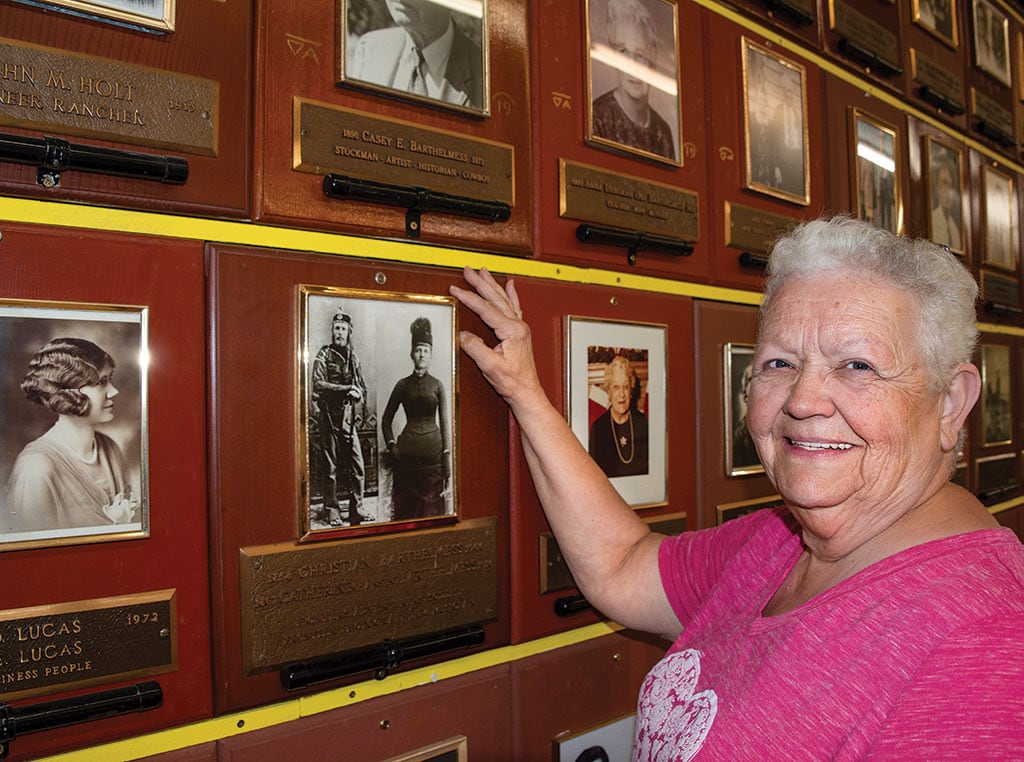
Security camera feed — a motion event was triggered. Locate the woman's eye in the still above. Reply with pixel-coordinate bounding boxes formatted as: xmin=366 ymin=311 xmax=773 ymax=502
xmin=765 ymin=359 xmax=791 ymax=370
xmin=845 ymin=361 xmax=873 ymax=371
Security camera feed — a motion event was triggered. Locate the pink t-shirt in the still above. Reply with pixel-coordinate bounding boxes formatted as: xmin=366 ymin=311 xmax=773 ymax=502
xmin=634 ymin=509 xmax=1024 ymax=761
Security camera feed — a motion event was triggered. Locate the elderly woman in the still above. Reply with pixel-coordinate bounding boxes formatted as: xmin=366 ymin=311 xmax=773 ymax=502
xmin=589 ymin=354 xmax=649 ymax=477
xmin=5 ymin=337 xmax=137 ymax=533
xmin=451 ymin=217 xmax=1024 ymax=759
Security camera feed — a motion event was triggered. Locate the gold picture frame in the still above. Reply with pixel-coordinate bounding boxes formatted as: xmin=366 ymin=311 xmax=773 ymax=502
xmin=0 ymin=300 xmax=149 ymax=552
xmin=742 ymin=37 xmax=810 ymax=206
xmin=381 ymin=736 xmax=468 ymax=762
xmin=338 ymin=0 xmax=491 ymax=116
xmin=981 ymin=164 xmax=1019 ymax=272
xmin=924 ymin=135 xmax=966 ymax=256
xmin=972 ymin=0 xmax=1011 ymax=87
xmin=913 ymin=0 xmax=959 ymax=48
xmin=16 ymin=0 xmax=175 ymax=33
xmin=723 ymin=342 xmax=763 ymax=477
xmin=981 ymin=342 xmax=1013 ymax=447
xmin=566 ymin=316 xmax=668 ymax=509
xmin=584 ymin=0 xmax=683 ymax=167
xmin=715 ymin=494 xmax=784 ymax=525
xmin=298 ymin=285 xmax=457 ymax=540
xmin=851 ymin=108 xmax=902 ymax=234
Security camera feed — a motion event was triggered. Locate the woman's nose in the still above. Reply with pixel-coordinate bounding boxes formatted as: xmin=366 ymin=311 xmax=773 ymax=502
xmin=783 ymin=368 xmax=834 ymax=419
xmin=107 ymin=384 xmax=119 ymax=398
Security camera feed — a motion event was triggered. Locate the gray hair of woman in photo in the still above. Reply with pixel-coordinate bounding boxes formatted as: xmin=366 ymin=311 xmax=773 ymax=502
xmin=607 ymin=0 xmax=659 ymax=55
xmin=20 ymin=337 xmax=116 ymax=417
xmin=761 ymin=216 xmax=979 ymax=394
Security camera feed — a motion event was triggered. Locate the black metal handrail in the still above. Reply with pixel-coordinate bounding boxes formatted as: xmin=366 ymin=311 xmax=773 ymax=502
xmin=575 ymin=223 xmax=694 ymax=266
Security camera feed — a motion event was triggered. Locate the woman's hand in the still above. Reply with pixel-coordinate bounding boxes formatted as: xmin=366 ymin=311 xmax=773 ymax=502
xmin=449 ymin=267 xmax=545 ymax=413
xmin=104 ymin=491 xmax=138 ymax=524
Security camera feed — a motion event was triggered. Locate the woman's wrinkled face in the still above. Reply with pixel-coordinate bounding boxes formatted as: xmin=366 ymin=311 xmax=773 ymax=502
xmin=79 ymin=365 xmax=118 ymax=425
xmin=747 ymin=271 xmax=949 ymax=542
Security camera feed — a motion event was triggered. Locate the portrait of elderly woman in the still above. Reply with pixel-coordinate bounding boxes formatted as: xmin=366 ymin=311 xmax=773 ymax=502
xmin=588 ymin=353 xmax=650 ymax=478
xmin=451 ymin=216 xmax=1024 ymax=758
xmin=587 ymin=0 xmax=681 ymax=165
xmin=2 ymin=322 xmax=145 ymax=545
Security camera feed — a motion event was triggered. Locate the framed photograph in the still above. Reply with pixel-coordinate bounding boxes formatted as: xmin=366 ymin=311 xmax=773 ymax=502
xmin=913 ymin=0 xmax=958 ymax=48
xmin=554 ymin=713 xmax=636 ymax=762
xmin=716 ymin=494 xmax=783 ymax=525
xmin=299 ymin=285 xmax=457 ymax=539
xmin=381 ymin=736 xmax=467 ymax=762
xmin=981 ymin=164 xmax=1018 ymax=271
xmin=851 ymin=109 xmax=901 ymax=234
xmin=567 ymin=317 xmax=667 ymax=509
xmin=339 ymin=0 xmax=490 ymax=116
xmin=0 ymin=301 xmax=148 ymax=552
xmin=981 ymin=342 xmax=1013 ymax=447
xmin=14 ymin=0 xmax=175 ymax=32
xmin=972 ymin=0 xmax=1010 ymax=86
xmin=924 ymin=136 xmax=965 ymax=255
xmin=723 ymin=342 xmax=763 ymax=477
xmin=584 ymin=0 xmax=683 ymax=167
xmin=742 ymin=37 xmax=810 ymax=206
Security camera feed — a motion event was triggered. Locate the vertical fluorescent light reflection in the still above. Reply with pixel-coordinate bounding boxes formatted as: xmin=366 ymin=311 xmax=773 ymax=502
xmin=857 ymin=142 xmax=895 ymax=173
xmin=590 ymin=43 xmax=678 ymax=97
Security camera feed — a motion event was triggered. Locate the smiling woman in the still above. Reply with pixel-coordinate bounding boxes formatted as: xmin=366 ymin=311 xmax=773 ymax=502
xmin=449 ymin=216 xmax=1024 ymax=760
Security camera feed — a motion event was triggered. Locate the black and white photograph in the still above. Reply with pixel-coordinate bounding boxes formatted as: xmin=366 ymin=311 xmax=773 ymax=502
xmin=341 ymin=0 xmax=489 ymax=115
xmin=914 ymin=0 xmax=958 ymax=48
xmin=300 ymin=286 xmax=456 ymax=537
xmin=0 ymin=301 xmax=148 ymax=551
xmin=926 ymin=137 xmax=965 ymax=255
xmin=981 ymin=343 xmax=1013 ymax=446
xmin=585 ymin=0 xmax=682 ymax=166
xmin=853 ymin=110 xmax=901 ymax=234
xmin=982 ymin=164 xmax=1018 ymax=271
xmin=567 ymin=316 xmax=667 ymax=509
xmin=742 ymin=38 xmax=810 ymax=206
xmin=723 ymin=342 xmax=763 ymax=477
xmin=555 ymin=713 xmax=636 ymax=762
xmin=22 ymin=0 xmax=175 ymax=32
xmin=972 ymin=0 xmax=1010 ymax=86
xmin=716 ymin=495 xmax=783 ymax=526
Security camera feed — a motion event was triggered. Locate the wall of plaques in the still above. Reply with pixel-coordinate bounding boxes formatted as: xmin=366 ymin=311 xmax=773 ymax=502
xmin=0 ymin=0 xmax=1023 ymax=757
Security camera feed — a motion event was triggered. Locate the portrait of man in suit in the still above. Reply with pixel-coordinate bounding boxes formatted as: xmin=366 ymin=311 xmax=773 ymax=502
xmin=345 ymin=0 xmax=488 ymax=113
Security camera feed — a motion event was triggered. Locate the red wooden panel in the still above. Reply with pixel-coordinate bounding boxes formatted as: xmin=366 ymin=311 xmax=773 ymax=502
xmin=901 ymin=0 xmax=971 ymax=133
xmin=0 ymin=222 xmax=210 ymax=759
xmin=207 ymin=246 xmax=510 ymax=714
xmin=506 ymin=277 xmax=694 ymax=643
xmin=253 ymin=0 xmax=532 ymax=256
xmin=532 ymin=0 xmax=712 ymax=282
xmin=822 ymin=0 xmax=908 ymax=96
xmin=0 ymin=0 xmax=252 ymax=217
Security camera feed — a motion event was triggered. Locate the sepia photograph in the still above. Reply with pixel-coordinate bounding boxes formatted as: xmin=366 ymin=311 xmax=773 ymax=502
xmin=972 ymin=0 xmax=1010 ymax=86
xmin=23 ymin=0 xmax=175 ymax=32
xmin=742 ymin=38 xmax=810 ymax=206
xmin=300 ymin=285 xmax=456 ymax=538
xmin=585 ymin=0 xmax=682 ymax=166
xmin=340 ymin=0 xmax=489 ymax=115
xmin=914 ymin=0 xmax=958 ymax=48
xmin=982 ymin=164 xmax=1018 ymax=271
xmin=0 ymin=301 xmax=148 ymax=551
xmin=981 ymin=343 xmax=1013 ymax=446
xmin=567 ymin=316 xmax=667 ymax=509
xmin=925 ymin=137 xmax=965 ymax=255
xmin=852 ymin=110 xmax=901 ymax=234
xmin=723 ymin=342 xmax=763 ymax=477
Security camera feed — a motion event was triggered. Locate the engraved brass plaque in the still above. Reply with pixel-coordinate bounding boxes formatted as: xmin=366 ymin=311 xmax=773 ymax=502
xmin=0 ymin=38 xmax=218 ymax=155
xmin=972 ymin=89 xmax=1014 ymax=136
xmin=910 ymin=51 xmax=964 ymax=111
xmin=981 ymin=271 xmax=1020 ymax=307
xmin=0 ymin=590 xmax=176 ymax=701
xmin=724 ymin=202 xmax=797 ymax=253
xmin=293 ymin=98 xmax=514 ymax=205
xmin=239 ymin=518 xmax=498 ymax=674
xmin=539 ymin=513 xmax=686 ymax=594
xmin=830 ymin=0 xmax=899 ymax=68
xmin=559 ymin=159 xmax=699 ymax=240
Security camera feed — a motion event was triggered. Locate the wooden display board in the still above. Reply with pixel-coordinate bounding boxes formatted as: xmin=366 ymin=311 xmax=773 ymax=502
xmin=0 ymin=222 xmax=211 ymax=759
xmin=902 ymin=0 xmax=971 ymax=132
xmin=0 ymin=1 xmax=252 ymax=217
xmin=823 ymin=0 xmax=907 ymax=95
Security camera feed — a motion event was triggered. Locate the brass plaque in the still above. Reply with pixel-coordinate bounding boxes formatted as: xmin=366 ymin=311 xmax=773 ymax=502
xmin=910 ymin=51 xmax=964 ymax=111
xmin=559 ymin=159 xmax=699 ymax=240
xmin=981 ymin=271 xmax=1021 ymax=307
xmin=724 ymin=202 xmax=797 ymax=253
xmin=539 ymin=513 xmax=686 ymax=594
xmin=0 ymin=590 xmax=177 ymax=701
xmin=239 ymin=518 xmax=498 ymax=674
xmin=293 ymin=98 xmax=514 ymax=205
xmin=0 ymin=37 xmax=218 ymax=156
xmin=972 ymin=89 xmax=1014 ymax=136
xmin=830 ymin=0 xmax=899 ymax=69
xmin=976 ymin=453 xmax=1017 ymax=494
